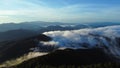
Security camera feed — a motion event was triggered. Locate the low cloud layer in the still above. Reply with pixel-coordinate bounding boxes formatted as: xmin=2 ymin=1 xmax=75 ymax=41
xmin=42 ymin=25 xmax=120 ymax=47
xmin=41 ymin=25 xmax=120 ymax=58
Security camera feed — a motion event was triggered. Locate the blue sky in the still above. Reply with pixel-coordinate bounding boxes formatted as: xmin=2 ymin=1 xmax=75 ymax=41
xmin=0 ymin=0 xmax=120 ymax=23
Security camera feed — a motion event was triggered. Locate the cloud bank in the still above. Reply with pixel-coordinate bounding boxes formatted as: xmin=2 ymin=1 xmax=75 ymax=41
xmin=43 ymin=25 xmax=120 ymax=47
xmin=41 ymin=25 xmax=120 ymax=58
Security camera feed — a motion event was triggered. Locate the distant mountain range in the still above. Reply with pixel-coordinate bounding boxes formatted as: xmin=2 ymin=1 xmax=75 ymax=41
xmin=0 ymin=21 xmax=86 ymax=42
xmin=0 ymin=21 xmax=120 ymax=32
xmin=0 ymin=21 xmax=120 ymax=42
xmin=0 ymin=21 xmax=73 ymax=32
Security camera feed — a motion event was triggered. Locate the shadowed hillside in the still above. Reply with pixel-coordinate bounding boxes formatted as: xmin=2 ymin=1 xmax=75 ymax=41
xmin=0 ymin=34 xmax=51 ymax=64
xmin=11 ymin=48 xmax=117 ymax=68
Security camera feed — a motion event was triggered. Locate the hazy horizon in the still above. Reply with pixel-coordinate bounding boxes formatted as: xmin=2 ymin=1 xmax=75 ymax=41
xmin=0 ymin=0 xmax=120 ymax=24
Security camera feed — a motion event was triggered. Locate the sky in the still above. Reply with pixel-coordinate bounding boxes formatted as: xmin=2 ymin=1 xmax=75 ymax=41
xmin=0 ymin=0 xmax=120 ymax=23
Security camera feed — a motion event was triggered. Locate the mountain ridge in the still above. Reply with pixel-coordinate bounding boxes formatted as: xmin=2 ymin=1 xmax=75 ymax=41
xmin=10 ymin=48 xmax=115 ymax=68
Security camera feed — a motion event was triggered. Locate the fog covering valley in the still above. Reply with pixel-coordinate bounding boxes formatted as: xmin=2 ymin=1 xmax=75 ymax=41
xmin=42 ymin=25 xmax=120 ymax=58
xmin=0 ymin=22 xmax=120 ymax=67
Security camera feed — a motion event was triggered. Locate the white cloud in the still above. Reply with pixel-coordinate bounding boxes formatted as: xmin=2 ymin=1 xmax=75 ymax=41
xmin=42 ymin=25 xmax=120 ymax=58
xmin=43 ymin=25 xmax=120 ymax=47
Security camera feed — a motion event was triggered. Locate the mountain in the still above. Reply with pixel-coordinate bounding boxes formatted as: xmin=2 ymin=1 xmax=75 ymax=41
xmin=0 ymin=34 xmax=51 ymax=64
xmin=0 ymin=21 xmax=64 ymax=32
xmin=11 ymin=48 xmax=115 ymax=68
xmin=2 ymin=22 xmax=119 ymax=42
xmin=89 ymin=22 xmax=120 ymax=28
xmin=0 ymin=24 xmax=120 ymax=68
xmin=0 ymin=21 xmax=120 ymax=32
xmin=38 ymin=24 xmax=89 ymax=33
xmin=0 ymin=29 xmax=39 ymax=42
